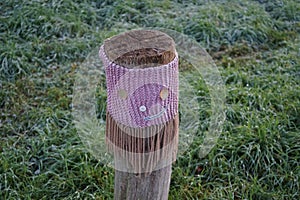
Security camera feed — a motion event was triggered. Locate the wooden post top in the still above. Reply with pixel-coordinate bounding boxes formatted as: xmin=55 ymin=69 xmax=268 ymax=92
xmin=103 ymin=30 xmax=179 ymax=200
xmin=103 ymin=30 xmax=176 ymax=69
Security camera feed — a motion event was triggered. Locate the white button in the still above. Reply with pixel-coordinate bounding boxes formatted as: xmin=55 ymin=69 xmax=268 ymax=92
xmin=139 ymin=105 xmax=147 ymax=112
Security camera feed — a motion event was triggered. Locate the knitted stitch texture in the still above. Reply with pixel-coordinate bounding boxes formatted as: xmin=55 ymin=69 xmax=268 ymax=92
xmin=99 ymin=45 xmax=179 ymax=128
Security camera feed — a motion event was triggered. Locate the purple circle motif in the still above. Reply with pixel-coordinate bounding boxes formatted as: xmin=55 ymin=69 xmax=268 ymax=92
xmin=129 ymin=83 xmax=177 ymax=127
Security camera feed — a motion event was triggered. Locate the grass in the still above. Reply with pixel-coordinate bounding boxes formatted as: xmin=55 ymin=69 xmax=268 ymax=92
xmin=1 ymin=0 xmax=299 ymax=199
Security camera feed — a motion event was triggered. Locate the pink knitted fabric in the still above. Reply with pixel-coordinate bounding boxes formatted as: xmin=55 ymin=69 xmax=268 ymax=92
xmin=99 ymin=45 xmax=179 ymax=128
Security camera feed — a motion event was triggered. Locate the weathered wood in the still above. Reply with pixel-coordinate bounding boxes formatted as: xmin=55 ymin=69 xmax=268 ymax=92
xmin=103 ymin=30 xmax=178 ymax=200
xmin=114 ymin=165 xmax=172 ymax=200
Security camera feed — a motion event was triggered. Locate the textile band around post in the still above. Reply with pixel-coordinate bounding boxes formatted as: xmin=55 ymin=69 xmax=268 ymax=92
xmin=99 ymin=30 xmax=179 ymax=174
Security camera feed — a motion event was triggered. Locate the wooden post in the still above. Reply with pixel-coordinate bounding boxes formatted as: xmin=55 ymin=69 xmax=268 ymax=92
xmin=102 ymin=30 xmax=179 ymax=200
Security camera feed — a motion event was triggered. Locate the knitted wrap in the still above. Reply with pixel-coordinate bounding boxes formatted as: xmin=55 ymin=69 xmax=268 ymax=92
xmin=99 ymin=44 xmax=179 ymax=173
xmin=99 ymin=45 xmax=179 ymax=129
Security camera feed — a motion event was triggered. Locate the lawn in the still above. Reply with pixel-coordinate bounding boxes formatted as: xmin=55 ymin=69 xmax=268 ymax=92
xmin=0 ymin=0 xmax=299 ymax=199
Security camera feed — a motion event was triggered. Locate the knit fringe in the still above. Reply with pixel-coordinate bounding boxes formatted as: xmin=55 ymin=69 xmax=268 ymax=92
xmin=106 ymin=111 xmax=179 ymax=174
